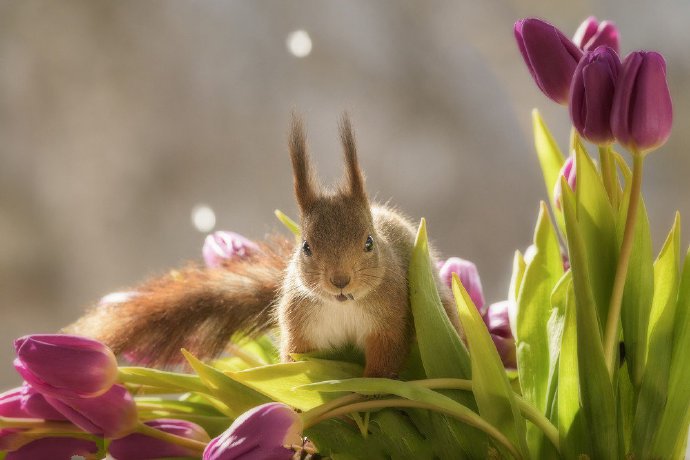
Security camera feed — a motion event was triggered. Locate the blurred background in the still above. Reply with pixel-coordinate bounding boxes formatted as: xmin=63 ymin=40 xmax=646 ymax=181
xmin=1 ymin=0 xmax=689 ymax=388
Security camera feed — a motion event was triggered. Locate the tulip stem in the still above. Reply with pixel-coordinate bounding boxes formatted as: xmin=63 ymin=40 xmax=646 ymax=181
xmin=604 ymin=151 xmax=644 ymax=377
xmin=136 ymin=422 xmax=208 ymax=453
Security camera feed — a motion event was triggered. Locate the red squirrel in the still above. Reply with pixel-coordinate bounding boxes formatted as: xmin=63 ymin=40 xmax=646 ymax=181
xmin=67 ymin=114 xmax=461 ymax=378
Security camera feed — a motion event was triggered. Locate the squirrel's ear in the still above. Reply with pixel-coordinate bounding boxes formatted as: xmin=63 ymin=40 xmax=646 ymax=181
xmin=339 ymin=113 xmax=367 ymax=203
xmin=289 ymin=113 xmax=318 ymax=212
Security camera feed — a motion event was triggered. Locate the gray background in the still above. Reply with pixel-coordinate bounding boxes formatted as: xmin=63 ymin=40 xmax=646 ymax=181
xmin=1 ymin=1 xmax=689 ymax=389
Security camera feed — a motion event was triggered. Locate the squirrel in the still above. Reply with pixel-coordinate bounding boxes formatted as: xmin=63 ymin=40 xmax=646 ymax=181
xmin=66 ymin=114 xmax=461 ymax=378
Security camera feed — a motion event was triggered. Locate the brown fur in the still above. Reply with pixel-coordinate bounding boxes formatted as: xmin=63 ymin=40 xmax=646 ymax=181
xmin=66 ymin=114 xmax=460 ymax=375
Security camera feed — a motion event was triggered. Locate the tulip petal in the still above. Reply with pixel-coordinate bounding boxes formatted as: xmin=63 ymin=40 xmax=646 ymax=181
xmin=110 ymin=419 xmax=210 ymax=460
xmin=5 ymin=437 xmax=98 ymax=460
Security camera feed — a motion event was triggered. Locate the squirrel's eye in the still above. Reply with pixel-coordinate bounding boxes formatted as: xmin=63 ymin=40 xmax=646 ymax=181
xmin=364 ymin=235 xmax=374 ymax=252
xmin=302 ymin=241 xmax=312 ymax=257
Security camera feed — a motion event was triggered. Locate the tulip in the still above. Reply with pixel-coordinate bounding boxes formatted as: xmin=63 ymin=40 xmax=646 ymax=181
xmin=570 ymin=46 xmax=622 ymax=144
xmin=0 ymin=388 xmax=28 ymax=418
xmin=203 ymin=231 xmax=259 ymax=268
xmin=44 ymin=384 xmax=138 ymax=439
xmin=573 ymin=16 xmax=620 ymax=53
xmin=19 ymin=384 xmax=67 ymax=421
xmin=13 ymin=334 xmax=118 ymax=399
xmin=611 ymin=51 xmax=673 ymax=153
xmin=203 ymin=402 xmax=303 ymax=460
xmin=514 ymin=18 xmax=583 ymax=104
xmin=5 ymin=437 xmax=98 ymax=460
xmin=439 ymin=257 xmax=485 ymax=309
xmin=553 ymin=156 xmax=577 ymax=210
xmin=109 ymin=419 xmax=210 ymax=460
xmin=482 ymin=301 xmax=517 ymax=369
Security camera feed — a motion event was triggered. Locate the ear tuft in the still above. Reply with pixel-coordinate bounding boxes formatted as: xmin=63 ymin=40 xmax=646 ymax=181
xmin=289 ymin=113 xmax=318 ymax=212
xmin=339 ymin=113 xmax=367 ymax=202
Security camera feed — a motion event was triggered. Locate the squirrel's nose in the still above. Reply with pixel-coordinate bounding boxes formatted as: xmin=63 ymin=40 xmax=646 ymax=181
xmin=330 ymin=274 xmax=351 ymax=289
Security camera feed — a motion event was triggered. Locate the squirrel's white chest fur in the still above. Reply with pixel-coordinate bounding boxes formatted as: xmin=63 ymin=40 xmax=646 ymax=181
xmin=306 ymin=298 xmax=375 ymax=350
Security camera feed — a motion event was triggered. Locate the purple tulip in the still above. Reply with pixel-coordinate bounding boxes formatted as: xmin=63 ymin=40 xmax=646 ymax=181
xmin=44 ymin=384 xmax=138 ymax=439
xmin=203 ymin=402 xmax=303 ymax=460
xmin=573 ymin=16 xmax=620 ymax=53
xmin=482 ymin=301 xmax=517 ymax=369
xmin=570 ymin=46 xmax=622 ymax=144
xmin=5 ymin=437 xmax=98 ymax=460
xmin=203 ymin=231 xmax=259 ymax=268
xmin=514 ymin=18 xmax=583 ymax=104
xmin=110 ymin=419 xmax=210 ymax=460
xmin=439 ymin=257 xmax=485 ymax=309
xmin=13 ymin=334 xmax=118 ymax=399
xmin=553 ymin=156 xmax=577 ymax=210
xmin=611 ymin=51 xmax=673 ymax=153
xmin=19 ymin=384 xmax=67 ymax=421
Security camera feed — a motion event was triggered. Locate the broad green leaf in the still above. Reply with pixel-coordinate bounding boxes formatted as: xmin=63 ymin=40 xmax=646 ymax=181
xmin=598 ymin=145 xmax=621 ymax=209
xmin=617 ymin=361 xmax=636 ymax=454
xmin=632 ymin=213 xmax=681 ymax=456
xmin=508 ymin=250 xmax=526 ymax=338
xmin=409 ymin=219 xmax=484 ymax=458
xmin=229 ymin=359 xmax=363 ymax=411
xmin=117 ymin=367 xmax=207 ymax=393
xmin=557 ymin=277 xmax=592 ymax=459
xmin=369 ymin=410 xmax=434 ymax=460
xmin=302 ymin=378 xmax=524 ymax=459
xmin=561 ymin=181 xmax=618 ymax=459
xmin=306 ymin=419 xmax=387 ymax=460
xmin=453 ymin=275 xmax=530 ymax=459
xmin=532 ymin=109 xmax=566 ymax=232
xmin=653 ymin=245 xmax=690 ymax=456
xmin=182 ymin=349 xmax=270 ymax=418
xmin=274 ymin=209 xmax=300 ymax=237
xmin=516 ymin=202 xmax=564 ymax=454
xmin=617 ymin=176 xmax=654 ymax=389
xmin=574 ymin=142 xmax=618 ymax=330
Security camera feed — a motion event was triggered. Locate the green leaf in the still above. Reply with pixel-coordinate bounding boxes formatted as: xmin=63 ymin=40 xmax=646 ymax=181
xmin=181 ymin=349 xmax=271 ymax=418
xmin=302 ymin=378 xmax=525 ymax=459
xmin=561 ymin=180 xmax=618 ymax=459
xmin=653 ymin=245 xmax=690 ymax=456
xmin=632 ymin=213 xmax=681 ymax=456
xmin=617 ymin=176 xmax=655 ymax=389
xmin=531 ymin=109 xmax=566 ymax=232
xmin=229 ymin=359 xmax=363 ymax=411
xmin=508 ymin=250 xmax=526 ymax=337
xmin=453 ymin=275 xmax=530 ymax=459
xmin=574 ymin=142 xmax=618 ymax=330
xmin=369 ymin=410 xmax=434 ymax=460
xmin=409 ymin=219 xmax=485 ymax=458
xmin=275 ymin=209 xmax=301 ymax=237
xmin=306 ymin=419 xmax=387 ymax=460
xmin=117 ymin=367 xmax=207 ymax=393
xmin=557 ymin=277 xmax=592 ymax=459
xmin=515 ymin=202 xmax=564 ymax=454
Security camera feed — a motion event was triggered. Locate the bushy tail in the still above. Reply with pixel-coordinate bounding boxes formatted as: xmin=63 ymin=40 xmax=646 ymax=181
xmin=65 ymin=235 xmax=293 ymax=367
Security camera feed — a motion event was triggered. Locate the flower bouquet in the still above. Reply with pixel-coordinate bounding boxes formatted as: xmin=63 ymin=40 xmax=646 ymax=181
xmin=1 ymin=15 xmax=688 ymax=460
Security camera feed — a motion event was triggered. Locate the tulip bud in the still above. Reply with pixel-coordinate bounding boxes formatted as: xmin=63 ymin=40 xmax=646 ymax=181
xmin=203 ymin=231 xmax=259 ymax=268
xmin=483 ymin=301 xmax=517 ymax=369
xmin=19 ymin=384 xmax=67 ymax=421
xmin=553 ymin=156 xmax=577 ymax=210
xmin=611 ymin=51 xmax=673 ymax=153
xmin=514 ymin=18 xmax=583 ymax=104
xmin=439 ymin=257 xmax=485 ymax=309
xmin=573 ymin=16 xmax=620 ymax=53
xmin=570 ymin=47 xmax=622 ymax=144
xmin=109 ymin=419 xmax=210 ymax=460
xmin=203 ymin=402 xmax=303 ymax=460
xmin=0 ymin=388 xmax=28 ymax=418
xmin=13 ymin=334 xmax=118 ymax=399
xmin=44 ymin=384 xmax=138 ymax=439
xmin=4 ymin=437 xmax=98 ymax=460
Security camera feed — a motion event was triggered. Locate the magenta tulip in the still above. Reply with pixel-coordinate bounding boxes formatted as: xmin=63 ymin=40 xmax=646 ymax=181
xmin=439 ymin=257 xmax=485 ymax=309
xmin=482 ymin=301 xmax=517 ymax=369
xmin=570 ymin=46 xmax=621 ymax=144
xmin=109 ymin=419 xmax=210 ymax=460
xmin=573 ymin=16 xmax=620 ymax=53
xmin=44 ymin=384 xmax=138 ymax=439
xmin=13 ymin=334 xmax=118 ymax=399
xmin=203 ymin=402 xmax=303 ymax=460
xmin=203 ymin=231 xmax=259 ymax=268
xmin=19 ymin=384 xmax=67 ymax=421
xmin=553 ymin=156 xmax=577 ymax=210
xmin=611 ymin=51 xmax=673 ymax=153
xmin=0 ymin=388 xmax=28 ymax=418
xmin=514 ymin=18 xmax=583 ymax=104
xmin=5 ymin=437 xmax=98 ymax=460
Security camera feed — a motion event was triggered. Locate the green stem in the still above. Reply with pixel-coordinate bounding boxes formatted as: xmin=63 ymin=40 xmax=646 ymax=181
xmin=304 ymin=398 xmax=523 ymax=460
xmin=136 ymin=422 xmax=208 ymax=453
xmin=570 ymin=128 xmax=580 ymax=153
xmin=604 ymin=151 xmax=644 ymax=376
xmin=301 ymin=393 xmax=364 ymax=427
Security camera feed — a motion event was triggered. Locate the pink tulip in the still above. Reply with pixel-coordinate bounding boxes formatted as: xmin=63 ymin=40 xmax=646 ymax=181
xmin=553 ymin=156 xmax=577 ymax=210
xmin=109 ymin=419 xmax=210 ymax=460
xmin=5 ymin=437 xmax=98 ymax=460
xmin=203 ymin=231 xmax=259 ymax=268
xmin=439 ymin=257 xmax=485 ymax=309
xmin=19 ymin=383 xmax=67 ymax=421
xmin=482 ymin=301 xmax=517 ymax=369
xmin=573 ymin=16 xmax=620 ymax=53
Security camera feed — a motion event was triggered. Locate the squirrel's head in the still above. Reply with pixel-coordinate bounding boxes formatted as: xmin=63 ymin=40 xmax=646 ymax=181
xmin=288 ymin=113 xmax=386 ymax=303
